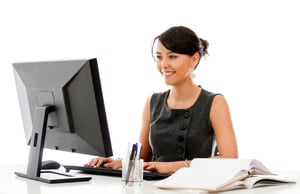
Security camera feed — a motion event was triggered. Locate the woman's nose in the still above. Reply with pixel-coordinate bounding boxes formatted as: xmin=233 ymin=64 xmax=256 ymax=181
xmin=160 ymin=58 xmax=169 ymax=68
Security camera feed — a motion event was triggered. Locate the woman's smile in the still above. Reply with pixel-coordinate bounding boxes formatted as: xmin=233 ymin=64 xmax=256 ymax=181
xmin=162 ymin=70 xmax=176 ymax=78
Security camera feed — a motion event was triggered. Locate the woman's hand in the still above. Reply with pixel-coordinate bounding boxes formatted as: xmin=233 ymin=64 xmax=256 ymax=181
xmin=84 ymin=157 xmax=122 ymax=169
xmin=144 ymin=161 xmax=186 ymax=174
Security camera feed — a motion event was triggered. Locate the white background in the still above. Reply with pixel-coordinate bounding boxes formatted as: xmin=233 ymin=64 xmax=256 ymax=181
xmin=1 ymin=0 xmax=299 ymax=171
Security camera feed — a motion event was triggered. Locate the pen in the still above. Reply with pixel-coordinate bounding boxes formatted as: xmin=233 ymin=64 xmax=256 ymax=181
xmin=135 ymin=143 xmax=142 ymax=160
xmin=125 ymin=143 xmax=136 ymax=185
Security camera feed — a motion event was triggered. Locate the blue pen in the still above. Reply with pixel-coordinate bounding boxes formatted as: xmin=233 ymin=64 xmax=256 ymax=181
xmin=134 ymin=143 xmax=138 ymax=160
xmin=135 ymin=143 xmax=142 ymax=160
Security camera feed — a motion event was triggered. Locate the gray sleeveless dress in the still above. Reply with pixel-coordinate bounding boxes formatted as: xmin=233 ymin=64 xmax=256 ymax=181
xmin=149 ymin=87 xmax=219 ymax=162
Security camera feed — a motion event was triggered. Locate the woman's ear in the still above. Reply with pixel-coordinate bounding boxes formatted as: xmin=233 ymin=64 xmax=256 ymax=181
xmin=191 ymin=52 xmax=200 ymax=69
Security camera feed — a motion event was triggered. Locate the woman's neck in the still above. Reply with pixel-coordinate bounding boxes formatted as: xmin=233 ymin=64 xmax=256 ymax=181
xmin=167 ymin=83 xmax=201 ymax=109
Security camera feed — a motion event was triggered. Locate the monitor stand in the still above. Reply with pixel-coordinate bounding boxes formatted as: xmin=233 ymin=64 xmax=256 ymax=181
xmin=15 ymin=106 xmax=91 ymax=183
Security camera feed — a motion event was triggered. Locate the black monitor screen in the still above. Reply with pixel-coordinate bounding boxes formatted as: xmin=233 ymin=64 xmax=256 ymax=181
xmin=12 ymin=58 xmax=113 ymax=183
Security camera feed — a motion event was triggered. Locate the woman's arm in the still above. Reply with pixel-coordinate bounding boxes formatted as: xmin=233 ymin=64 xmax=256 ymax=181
xmin=139 ymin=96 xmax=153 ymax=162
xmin=210 ymin=95 xmax=238 ymax=158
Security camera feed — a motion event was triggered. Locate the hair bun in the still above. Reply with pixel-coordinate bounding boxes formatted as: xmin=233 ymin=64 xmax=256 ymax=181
xmin=199 ymin=38 xmax=209 ymax=57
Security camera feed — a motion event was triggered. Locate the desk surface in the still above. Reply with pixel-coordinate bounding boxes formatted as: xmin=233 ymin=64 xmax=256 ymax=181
xmin=1 ymin=163 xmax=300 ymax=194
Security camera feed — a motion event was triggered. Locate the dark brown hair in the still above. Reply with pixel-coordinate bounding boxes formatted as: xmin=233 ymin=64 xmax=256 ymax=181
xmin=151 ymin=26 xmax=209 ymax=69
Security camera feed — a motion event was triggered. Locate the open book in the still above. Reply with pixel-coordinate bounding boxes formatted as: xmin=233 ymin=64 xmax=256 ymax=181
xmin=153 ymin=158 xmax=296 ymax=192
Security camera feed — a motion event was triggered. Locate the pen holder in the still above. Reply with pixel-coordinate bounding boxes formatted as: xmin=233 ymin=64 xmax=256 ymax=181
xmin=122 ymin=159 xmax=143 ymax=187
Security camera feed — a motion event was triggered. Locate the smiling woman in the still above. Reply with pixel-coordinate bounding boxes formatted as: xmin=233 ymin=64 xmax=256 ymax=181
xmin=143 ymin=26 xmax=238 ymax=172
xmin=85 ymin=26 xmax=238 ymax=174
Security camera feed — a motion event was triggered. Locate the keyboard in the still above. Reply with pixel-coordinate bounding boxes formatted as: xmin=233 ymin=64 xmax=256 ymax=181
xmin=63 ymin=165 xmax=171 ymax=180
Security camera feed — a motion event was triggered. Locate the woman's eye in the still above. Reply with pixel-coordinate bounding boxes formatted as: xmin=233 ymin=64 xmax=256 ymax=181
xmin=156 ymin=55 xmax=162 ymax=60
xmin=169 ymin=55 xmax=177 ymax=59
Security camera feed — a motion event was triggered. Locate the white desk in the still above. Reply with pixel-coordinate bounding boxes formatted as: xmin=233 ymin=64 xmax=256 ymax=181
xmin=1 ymin=163 xmax=300 ymax=194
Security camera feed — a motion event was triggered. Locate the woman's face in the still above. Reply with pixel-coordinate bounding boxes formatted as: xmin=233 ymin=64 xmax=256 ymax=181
xmin=155 ymin=40 xmax=198 ymax=86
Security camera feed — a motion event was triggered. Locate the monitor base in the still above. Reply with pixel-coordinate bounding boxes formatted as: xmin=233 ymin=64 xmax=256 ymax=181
xmin=15 ymin=170 xmax=92 ymax=184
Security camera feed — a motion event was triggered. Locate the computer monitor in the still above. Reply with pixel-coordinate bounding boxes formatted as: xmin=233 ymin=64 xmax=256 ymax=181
xmin=12 ymin=58 xmax=113 ymax=183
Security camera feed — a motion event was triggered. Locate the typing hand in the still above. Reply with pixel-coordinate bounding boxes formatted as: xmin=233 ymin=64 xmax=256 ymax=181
xmin=85 ymin=157 xmax=121 ymax=169
xmin=144 ymin=161 xmax=175 ymax=174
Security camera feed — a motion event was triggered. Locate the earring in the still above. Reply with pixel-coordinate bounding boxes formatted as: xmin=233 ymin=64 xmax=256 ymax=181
xmin=192 ymin=73 xmax=196 ymax=78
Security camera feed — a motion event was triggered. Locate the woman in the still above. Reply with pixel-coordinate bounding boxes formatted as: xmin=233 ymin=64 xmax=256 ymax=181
xmin=85 ymin=26 xmax=238 ymax=174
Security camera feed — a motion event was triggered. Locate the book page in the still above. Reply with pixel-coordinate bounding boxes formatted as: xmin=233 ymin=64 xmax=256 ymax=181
xmin=190 ymin=158 xmax=252 ymax=171
xmin=152 ymin=167 xmax=247 ymax=191
xmin=243 ymin=175 xmax=296 ymax=188
xmin=248 ymin=159 xmax=274 ymax=175
xmin=190 ymin=158 xmax=274 ymax=176
xmin=153 ymin=158 xmax=296 ymax=192
xmin=153 ymin=159 xmax=252 ymax=191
